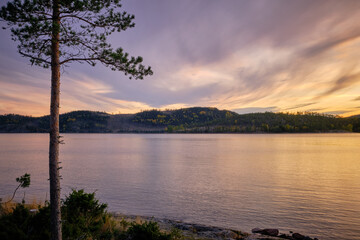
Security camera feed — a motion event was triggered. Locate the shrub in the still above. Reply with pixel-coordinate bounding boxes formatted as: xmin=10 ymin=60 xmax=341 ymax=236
xmin=61 ymin=189 xmax=108 ymax=240
xmin=0 ymin=189 xmax=184 ymax=240
xmin=124 ymin=221 xmax=172 ymax=240
xmin=0 ymin=204 xmax=31 ymax=240
xmin=0 ymin=189 xmax=112 ymax=240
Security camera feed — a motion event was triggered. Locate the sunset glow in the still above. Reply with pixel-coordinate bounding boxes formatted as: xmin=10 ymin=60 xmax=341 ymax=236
xmin=1 ymin=0 xmax=360 ymax=117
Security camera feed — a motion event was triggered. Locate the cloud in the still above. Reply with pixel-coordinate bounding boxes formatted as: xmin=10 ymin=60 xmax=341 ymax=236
xmin=2 ymin=0 xmax=360 ymax=117
xmin=0 ymin=81 xmax=50 ymax=116
xmin=59 ymin=74 xmax=154 ymax=114
xmin=306 ymin=108 xmax=326 ymax=112
xmin=324 ymin=110 xmax=352 ymax=116
xmin=316 ymin=72 xmax=360 ymax=99
xmin=283 ymin=103 xmax=317 ymax=111
xmin=354 ymin=96 xmax=360 ymax=101
xmin=301 ymin=32 xmax=360 ymax=58
xmin=232 ymin=107 xmax=279 ymax=114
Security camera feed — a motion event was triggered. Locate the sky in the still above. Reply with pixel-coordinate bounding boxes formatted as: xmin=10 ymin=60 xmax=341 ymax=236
xmin=1 ymin=0 xmax=360 ymax=117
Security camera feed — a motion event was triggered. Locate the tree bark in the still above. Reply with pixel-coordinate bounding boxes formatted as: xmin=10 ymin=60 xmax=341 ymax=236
xmin=49 ymin=0 xmax=62 ymax=240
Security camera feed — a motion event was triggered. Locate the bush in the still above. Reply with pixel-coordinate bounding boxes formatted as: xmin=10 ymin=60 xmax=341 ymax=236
xmin=0 ymin=190 xmax=112 ymax=240
xmin=62 ymin=189 xmax=109 ymax=240
xmin=0 ymin=204 xmax=31 ymax=240
xmin=0 ymin=203 xmax=50 ymax=240
xmin=124 ymin=221 xmax=172 ymax=240
xmin=0 ymin=189 xmax=184 ymax=240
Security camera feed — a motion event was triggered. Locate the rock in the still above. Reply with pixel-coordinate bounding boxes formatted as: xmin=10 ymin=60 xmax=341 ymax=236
xmin=173 ymin=223 xmax=191 ymax=231
xmin=217 ymin=230 xmax=238 ymax=239
xmin=252 ymin=228 xmax=262 ymax=233
xmin=192 ymin=223 xmax=221 ymax=232
xmin=251 ymin=228 xmax=279 ymax=237
xmin=292 ymin=232 xmax=314 ymax=240
xmin=261 ymin=228 xmax=279 ymax=237
xmin=292 ymin=232 xmax=305 ymax=239
xmin=278 ymin=233 xmax=292 ymax=239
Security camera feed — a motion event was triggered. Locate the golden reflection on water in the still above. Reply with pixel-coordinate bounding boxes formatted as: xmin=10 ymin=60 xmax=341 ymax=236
xmin=0 ymin=133 xmax=360 ymax=239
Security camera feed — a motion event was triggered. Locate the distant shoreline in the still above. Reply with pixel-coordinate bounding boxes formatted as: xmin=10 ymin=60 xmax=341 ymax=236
xmin=1 ymin=108 xmax=359 ymax=133
xmin=0 ymin=131 xmax=357 ymax=134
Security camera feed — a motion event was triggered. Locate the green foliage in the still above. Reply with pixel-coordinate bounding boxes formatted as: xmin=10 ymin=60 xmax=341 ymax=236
xmin=1 ymin=1 xmax=152 ymax=239
xmin=122 ymin=221 xmax=173 ymax=240
xmin=0 ymin=204 xmax=50 ymax=240
xmin=0 ymin=189 xmax=111 ymax=240
xmin=0 ymin=189 xmax=185 ymax=240
xmin=59 ymin=111 xmax=110 ymax=133
xmin=16 ymin=173 xmax=31 ymax=188
xmin=2 ymin=173 xmax=31 ymax=204
xmin=30 ymin=205 xmax=51 ymax=240
xmin=0 ymin=114 xmax=34 ymax=132
xmin=132 ymin=107 xmax=233 ymax=127
xmin=168 ymin=227 xmax=185 ymax=240
xmin=1 ymin=109 xmax=360 ymax=133
xmin=61 ymin=189 xmax=108 ymax=240
xmin=0 ymin=204 xmax=32 ymax=240
xmin=0 ymin=0 xmax=152 ymax=79
xmin=133 ymin=108 xmax=360 ymax=133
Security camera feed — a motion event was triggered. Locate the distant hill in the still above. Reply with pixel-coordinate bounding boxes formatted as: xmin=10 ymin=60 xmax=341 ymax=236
xmin=1 ymin=107 xmax=359 ymax=133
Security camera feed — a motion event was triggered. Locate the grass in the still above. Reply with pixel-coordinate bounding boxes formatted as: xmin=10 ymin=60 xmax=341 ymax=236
xmin=0 ymin=196 xmax=44 ymax=216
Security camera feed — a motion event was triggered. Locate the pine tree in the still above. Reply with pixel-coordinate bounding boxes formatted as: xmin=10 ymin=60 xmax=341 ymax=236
xmin=0 ymin=1 xmax=152 ymax=239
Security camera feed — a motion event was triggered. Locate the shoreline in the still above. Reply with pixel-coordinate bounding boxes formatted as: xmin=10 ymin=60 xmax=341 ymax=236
xmin=0 ymin=131 xmax=357 ymax=134
xmin=112 ymin=213 xmax=319 ymax=240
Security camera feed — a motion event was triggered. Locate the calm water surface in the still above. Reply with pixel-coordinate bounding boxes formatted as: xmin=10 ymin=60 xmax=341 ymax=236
xmin=1 ymin=133 xmax=360 ymax=239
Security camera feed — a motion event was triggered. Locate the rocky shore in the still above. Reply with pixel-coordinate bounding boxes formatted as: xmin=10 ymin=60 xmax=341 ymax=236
xmin=113 ymin=213 xmax=319 ymax=240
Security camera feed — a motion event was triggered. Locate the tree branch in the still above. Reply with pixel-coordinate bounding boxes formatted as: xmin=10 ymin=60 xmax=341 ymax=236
xmin=60 ymin=57 xmax=99 ymax=65
xmin=33 ymin=11 xmax=52 ymax=18
xmin=60 ymin=14 xmax=104 ymax=27
xmin=19 ymin=50 xmax=51 ymax=64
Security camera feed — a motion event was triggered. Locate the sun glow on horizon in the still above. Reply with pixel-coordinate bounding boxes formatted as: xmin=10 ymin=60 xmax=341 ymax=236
xmin=1 ymin=0 xmax=360 ymax=117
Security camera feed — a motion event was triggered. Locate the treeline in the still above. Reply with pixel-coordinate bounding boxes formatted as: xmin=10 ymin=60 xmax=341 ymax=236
xmin=183 ymin=111 xmax=360 ymax=133
xmin=133 ymin=108 xmax=360 ymax=133
xmin=0 ymin=107 xmax=359 ymax=133
xmin=132 ymin=107 xmax=234 ymax=126
xmin=0 ymin=111 xmax=110 ymax=133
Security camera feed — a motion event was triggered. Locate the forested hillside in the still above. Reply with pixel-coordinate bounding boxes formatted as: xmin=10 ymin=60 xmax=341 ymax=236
xmin=1 ymin=107 xmax=359 ymax=133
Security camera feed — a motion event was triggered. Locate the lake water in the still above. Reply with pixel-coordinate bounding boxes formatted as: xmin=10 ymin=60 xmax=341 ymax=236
xmin=1 ymin=133 xmax=360 ymax=239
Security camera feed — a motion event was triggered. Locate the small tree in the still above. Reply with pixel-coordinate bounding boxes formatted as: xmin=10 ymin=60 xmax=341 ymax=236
xmin=0 ymin=1 xmax=152 ymax=239
xmin=3 ymin=173 xmax=31 ymax=204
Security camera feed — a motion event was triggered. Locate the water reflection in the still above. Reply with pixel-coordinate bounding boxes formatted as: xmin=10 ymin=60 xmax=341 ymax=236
xmin=0 ymin=133 xmax=360 ymax=239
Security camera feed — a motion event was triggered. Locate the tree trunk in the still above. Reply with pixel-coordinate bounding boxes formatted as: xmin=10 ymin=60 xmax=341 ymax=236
xmin=49 ymin=0 xmax=62 ymax=240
